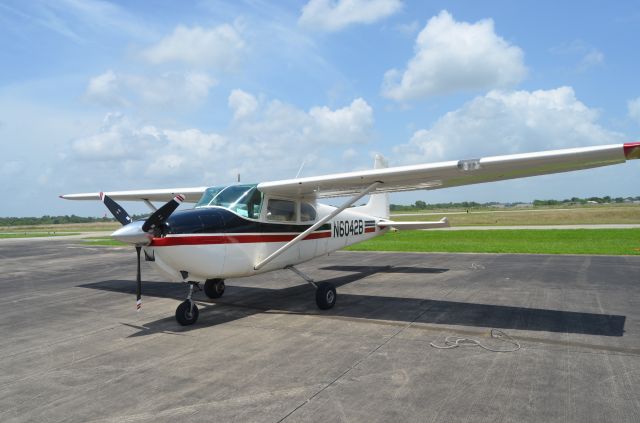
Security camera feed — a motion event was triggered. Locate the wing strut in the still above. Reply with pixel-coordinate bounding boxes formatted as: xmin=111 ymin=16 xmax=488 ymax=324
xmin=254 ymin=181 xmax=382 ymax=271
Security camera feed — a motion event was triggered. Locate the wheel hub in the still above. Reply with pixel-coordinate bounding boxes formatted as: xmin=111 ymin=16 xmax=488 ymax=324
xmin=326 ymin=291 xmax=335 ymax=303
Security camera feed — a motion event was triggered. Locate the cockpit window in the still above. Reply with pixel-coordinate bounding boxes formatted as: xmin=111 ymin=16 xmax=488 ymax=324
xmin=300 ymin=202 xmax=317 ymax=222
xmin=195 ymin=184 xmax=263 ymax=219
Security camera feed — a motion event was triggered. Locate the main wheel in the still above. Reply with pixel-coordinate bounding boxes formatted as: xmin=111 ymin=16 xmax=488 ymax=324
xmin=204 ymin=279 xmax=225 ymax=299
xmin=175 ymin=300 xmax=199 ymax=326
xmin=315 ymin=282 xmax=337 ymax=310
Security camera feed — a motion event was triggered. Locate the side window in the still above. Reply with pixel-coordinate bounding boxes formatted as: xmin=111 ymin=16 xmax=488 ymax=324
xmin=267 ymin=199 xmax=297 ymax=222
xmin=300 ymin=202 xmax=317 ymax=222
xmin=246 ymin=189 xmax=263 ymax=219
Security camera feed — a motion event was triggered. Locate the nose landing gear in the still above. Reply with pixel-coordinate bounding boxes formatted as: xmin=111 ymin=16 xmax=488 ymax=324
xmin=176 ymin=273 xmax=201 ymax=326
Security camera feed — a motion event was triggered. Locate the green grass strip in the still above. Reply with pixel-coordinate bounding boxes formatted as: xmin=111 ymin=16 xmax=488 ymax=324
xmin=82 ymin=237 xmax=128 ymax=246
xmin=344 ymin=229 xmax=640 ymax=255
xmin=0 ymin=232 xmax=80 ymax=239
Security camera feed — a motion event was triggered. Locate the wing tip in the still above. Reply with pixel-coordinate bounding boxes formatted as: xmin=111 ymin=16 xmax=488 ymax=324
xmin=623 ymin=142 xmax=640 ymax=160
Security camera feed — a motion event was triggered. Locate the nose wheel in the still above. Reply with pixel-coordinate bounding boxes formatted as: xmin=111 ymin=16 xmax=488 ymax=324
xmin=176 ymin=300 xmax=199 ymax=326
xmin=175 ymin=279 xmax=200 ymax=326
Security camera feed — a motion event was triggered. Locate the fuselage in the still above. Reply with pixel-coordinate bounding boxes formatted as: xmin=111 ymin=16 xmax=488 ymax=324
xmin=143 ymin=187 xmax=387 ymax=282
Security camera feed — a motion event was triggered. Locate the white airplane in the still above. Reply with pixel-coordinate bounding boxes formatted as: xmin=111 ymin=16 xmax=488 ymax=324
xmin=62 ymin=142 xmax=640 ymax=325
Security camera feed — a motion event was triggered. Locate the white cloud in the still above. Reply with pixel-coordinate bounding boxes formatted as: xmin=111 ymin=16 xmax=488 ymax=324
xmin=85 ymin=70 xmax=216 ymax=108
xmin=70 ymin=112 xmax=156 ymax=160
xmin=145 ymin=154 xmax=187 ymax=177
xmin=308 ymin=98 xmax=373 ymax=143
xmin=394 ymin=87 xmax=625 ymax=163
xmin=382 ymin=10 xmax=526 ymax=101
xmin=299 ymin=0 xmax=402 ymax=32
xmin=228 ymin=89 xmax=258 ymax=120
xmin=141 ymin=24 xmax=245 ymax=69
xmin=85 ymin=70 xmax=128 ymax=107
xmin=231 ymin=96 xmax=374 ymax=147
xmin=628 ymin=97 xmax=640 ymax=124
xmin=65 ymin=95 xmax=374 ymax=188
xmin=163 ymin=129 xmax=226 ymax=152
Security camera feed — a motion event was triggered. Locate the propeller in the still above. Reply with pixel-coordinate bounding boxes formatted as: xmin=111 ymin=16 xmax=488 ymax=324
xmin=142 ymin=194 xmax=185 ymax=232
xmin=99 ymin=192 xmax=185 ymax=310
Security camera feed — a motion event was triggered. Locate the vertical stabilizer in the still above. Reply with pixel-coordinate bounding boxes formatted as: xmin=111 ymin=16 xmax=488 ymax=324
xmin=353 ymin=154 xmax=389 ymax=218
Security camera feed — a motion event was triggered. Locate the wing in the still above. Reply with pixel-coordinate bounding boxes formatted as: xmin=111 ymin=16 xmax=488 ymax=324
xmin=60 ymin=187 xmax=208 ymax=203
xmin=258 ymin=143 xmax=640 ymax=198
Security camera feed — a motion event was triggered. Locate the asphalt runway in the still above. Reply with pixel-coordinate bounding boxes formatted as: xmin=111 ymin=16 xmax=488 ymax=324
xmin=1 ymin=238 xmax=640 ymax=422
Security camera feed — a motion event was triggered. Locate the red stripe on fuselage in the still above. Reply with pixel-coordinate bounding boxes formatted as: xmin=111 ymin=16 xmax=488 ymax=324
xmin=365 ymin=227 xmax=376 ymax=233
xmin=150 ymin=231 xmax=332 ymax=246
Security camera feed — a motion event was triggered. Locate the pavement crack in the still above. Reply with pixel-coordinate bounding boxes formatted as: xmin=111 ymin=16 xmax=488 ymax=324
xmin=278 ymin=295 xmax=444 ymax=422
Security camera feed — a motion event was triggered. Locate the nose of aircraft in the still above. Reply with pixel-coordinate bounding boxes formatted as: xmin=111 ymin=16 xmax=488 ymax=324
xmin=111 ymin=220 xmax=153 ymax=245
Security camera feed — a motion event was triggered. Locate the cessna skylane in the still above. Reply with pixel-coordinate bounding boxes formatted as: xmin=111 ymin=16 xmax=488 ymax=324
xmin=62 ymin=142 xmax=640 ymax=325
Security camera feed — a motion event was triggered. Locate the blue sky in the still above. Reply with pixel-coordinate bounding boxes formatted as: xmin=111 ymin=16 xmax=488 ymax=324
xmin=1 ymin=0 xmax=639 ymax=217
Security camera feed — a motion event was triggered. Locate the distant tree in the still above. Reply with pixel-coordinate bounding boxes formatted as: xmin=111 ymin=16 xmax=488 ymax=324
xmin=414 ymin=200 xmax=427 ymax=209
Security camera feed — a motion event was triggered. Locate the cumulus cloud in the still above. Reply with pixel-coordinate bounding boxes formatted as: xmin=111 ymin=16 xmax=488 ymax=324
xmin=231 ymin=96 xmax=374 ymax=146
xmin=382 ymin=10 xmax=526 ymax=101
xmin=70 ymin=113 xmax=158 ymax=160
xmin=299 ymin=0 xmax=402 ymax=32
xmin=65 ymin=95 xmax=375 ymax=187
xmin=85 ymin=70 xmax=125 ymax=107
xmin=228 ymin=89 xmax=258 ymax=120
xmin=308 ymin=98 xmax=373 ymax=142
xmin=394 ymin=87 xmax=625 ymax=163
xmin=628 ymin=97 xmax=640 ymax=124
xmin=85 ymin=70 xmax=216 ymax=108
xmin=141 ymin=24 xmax=245 ymax=69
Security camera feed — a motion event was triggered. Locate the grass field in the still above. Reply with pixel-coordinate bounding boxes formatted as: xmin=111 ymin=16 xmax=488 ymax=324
xmin=0 ymin=222 xmax=119 ymax=233
xmin=0 ymin=232 xmax=80 ymax=239
xmin=82 ymin=237 xmax=127 ymax=246
xmin=2 ymin=205 xmax=638 ymax=254
xmin=392 ymin=205 xmax=640 ymax=226
xmin=345 ymin=229 xmax=640 ymax=255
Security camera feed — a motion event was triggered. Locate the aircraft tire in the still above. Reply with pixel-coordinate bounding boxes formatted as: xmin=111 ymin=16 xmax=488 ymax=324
xmin=315 ymin=282 xmax=337 ymax=310
xmin=204 ymin=279 xmax=225 ymax=299
xmin=176 ymin=300 xmax=199 ymax=326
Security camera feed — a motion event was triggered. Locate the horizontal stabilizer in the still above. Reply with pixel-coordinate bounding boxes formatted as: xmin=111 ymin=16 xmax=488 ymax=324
xmin=377 ymin=217 xmax=450 ymax=230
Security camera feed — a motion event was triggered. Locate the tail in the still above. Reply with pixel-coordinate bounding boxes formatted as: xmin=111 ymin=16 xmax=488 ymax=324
xmin=353 ymin=154 xmax=389 ymax=219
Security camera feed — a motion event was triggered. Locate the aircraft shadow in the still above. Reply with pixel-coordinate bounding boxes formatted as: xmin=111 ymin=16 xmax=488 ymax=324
xmin=319 ymin=265 xmax=449 ymax=274
xmin=79 ymin=264 xmax=625 ymax=338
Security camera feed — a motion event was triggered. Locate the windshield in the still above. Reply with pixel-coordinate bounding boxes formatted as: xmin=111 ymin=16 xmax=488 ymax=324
xmin=194 ymin=184 xmax=263 ymax=219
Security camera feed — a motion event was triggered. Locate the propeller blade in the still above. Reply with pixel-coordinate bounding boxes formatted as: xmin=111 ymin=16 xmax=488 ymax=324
xmin=142 ymin=194 xmax=185 ymax=232
xmin=135 ymin=246 xmax=142 ymax=311
xmin=100 ymin=192 xmax=132 ymax=226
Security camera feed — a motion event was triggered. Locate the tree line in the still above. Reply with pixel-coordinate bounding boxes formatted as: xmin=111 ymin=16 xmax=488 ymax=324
xmin=391 ymin=195 xmax=640 ymax=211
xmin=2 ymin=195 xmax=638 ymax=225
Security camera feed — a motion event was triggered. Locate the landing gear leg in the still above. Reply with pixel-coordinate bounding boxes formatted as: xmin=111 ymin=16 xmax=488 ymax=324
xmin=176 ymin=280 xmax=200 ymax=326
xmin=286 ymin=265 xmax=336 ymax=310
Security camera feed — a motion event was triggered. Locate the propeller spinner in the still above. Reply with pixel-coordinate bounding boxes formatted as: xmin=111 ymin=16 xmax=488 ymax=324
xmin=99 ymin=192 xmax=185 ymax=310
